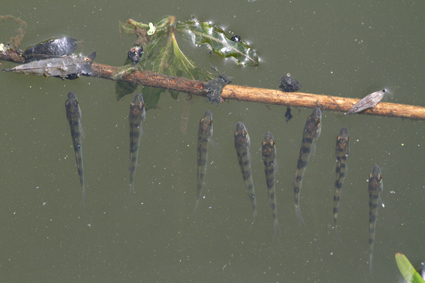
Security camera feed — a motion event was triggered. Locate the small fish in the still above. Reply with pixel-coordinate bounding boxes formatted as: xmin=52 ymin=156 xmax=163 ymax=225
xmin=65 ymin=91 xmax=87 ymax=206
xmin=128 ymin=93 xmax=146 ymax=197
xmin=3 ymin=51 xmax=96 ymax=79
xmin=345 ymin=89 xmax=386 ymax=115
xmin=368 ymin=165 xmax=383 ymax=274
xmin=333 ymin=127 xmax=350 ymax=242
xmin=194 ymin=110 xmax=213 ymax=215
xmin=262 ymin=132 xmax=279 ymax=236
xmin=234 ymin=122 xmax=257 ymax=224
xmin=293 ymin=108 xmax=322 ymax=225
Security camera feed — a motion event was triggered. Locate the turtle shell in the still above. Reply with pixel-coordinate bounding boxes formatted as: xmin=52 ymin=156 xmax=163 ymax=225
xmin=279 ymin=73 xmax=302 ymax=92
xmin=23 ymin=37 xmax=78 ymax=62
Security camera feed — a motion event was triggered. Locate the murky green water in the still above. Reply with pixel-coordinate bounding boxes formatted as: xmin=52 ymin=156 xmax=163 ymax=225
xmin=1 ymin=1 xmax=424 ymax=282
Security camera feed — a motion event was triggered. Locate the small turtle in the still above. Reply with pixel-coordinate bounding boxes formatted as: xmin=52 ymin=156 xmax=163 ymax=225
xmin=128 ymin=46 xmax=144 ymax=64
xmin=204 ymin=66 xmax=233 ymax=105
xmin=231 ymin=35 xmax=241 ymax=42
xmin=279 ymin=73 xmax=302 ymax=92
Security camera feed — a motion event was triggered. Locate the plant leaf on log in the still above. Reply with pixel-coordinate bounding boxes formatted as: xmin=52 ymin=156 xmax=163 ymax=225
xmin=143 ymin=87 xmax=162 ymax=110
xmin=175 ymin=18 xmax=259 ymax=66
xmin=117 ymin=15 xmax=258 ymax=105
xmin=118 ymin=16 xmax=214 ymax=107
xmin=114 ymin=57 xmax=139 ymax=101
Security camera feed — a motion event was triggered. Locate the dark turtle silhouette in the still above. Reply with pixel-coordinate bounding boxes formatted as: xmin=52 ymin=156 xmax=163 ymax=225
xmin=23 ymin=37 xmax=78 ymax=62
xmin=279 ymin=73 xmax=302 ymax=92
xmin=128 ymin=46 xmax=144 ymax=64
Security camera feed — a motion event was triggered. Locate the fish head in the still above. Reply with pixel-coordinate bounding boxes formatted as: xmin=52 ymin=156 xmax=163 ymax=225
xmin=131 ymin=93 xmax=145 ymax=108
xmin=262 ymin=131 xmax=275 ymax=156
xmin=262 ymin=132 xmax=275 ymax=147
xmin=369 ymin=165 xmax=383 ymax=191
xmin=234 ymin=122 xmax=250 ymax=146
xmin=200 ymin=110 xmax=213 ymax=131
xmin=308 ymin=108 xmax=322 ymax=139
xmin=66 ymin=91 xmax=77 ymax=101
xmin=65 ymin=91 xmax=81 ymax=119
xmin=337 ymin=127 xmax=350 ymax=154
xmin=130 ymin=93 xmax=145 ymax=120
xmin=372 ymin=165 xmax=381 ymax=177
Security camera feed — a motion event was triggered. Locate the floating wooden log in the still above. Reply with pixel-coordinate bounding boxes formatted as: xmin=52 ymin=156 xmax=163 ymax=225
xmin=2 ymin=49 xmax=425 ymax=120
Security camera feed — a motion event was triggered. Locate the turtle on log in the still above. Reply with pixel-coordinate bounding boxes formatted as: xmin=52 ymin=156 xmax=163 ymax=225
xmin=279 ymin=73 xmax=302 ymax=92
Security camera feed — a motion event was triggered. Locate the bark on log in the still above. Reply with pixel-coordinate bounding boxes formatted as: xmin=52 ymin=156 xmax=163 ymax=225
xmin=221 ymin=85 xmax=425 ymax=120
xmin=91 ymin=63 xmax=207 ymax=96
xmin=91 ymin=62 xmax=425 ymax=120
xmin=2 ymin=50 xmax=425 ymax=120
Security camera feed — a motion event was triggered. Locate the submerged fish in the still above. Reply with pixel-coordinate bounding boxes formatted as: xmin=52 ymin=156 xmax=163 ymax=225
xmin=345 ymin=89 xmax=386 ymax=115
xmin=333 ymin=127 xmax=350 ymax=242
xmin=3 ymin=51 xmax=96 ymax=79
xmin=194 ymin=110 xmax=213 ymax=215
xmin=262 ymin=131 xmax=279 ymax=236
xmin=293 ymin=108 xmax=322 ymax=225
xmin=65 ymin=91 xmax=87 ymax=206
xmin=234 ymin=122 xmax=257 ymax=223
xmin=368 ymin=165 xmax=383 ymax=274
xmin=128 ymin=93 xmax=146 ymax=196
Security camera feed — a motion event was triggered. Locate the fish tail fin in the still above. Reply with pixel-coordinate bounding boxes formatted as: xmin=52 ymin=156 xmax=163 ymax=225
xmin=335 ymin=227 xmax=342 ymax=244
xmin=369 ymin=256 xmax=373 ymax=274
xmin=193 ymin=200 xmax=200 ymax=222
xmin=194 ymin=200 xmax=200 ymax=214
xmin=247 ymin=210 xmax=258 ymax=233
xmin=127 ymin=184 xmax=135 ymax=201
xmin=253 ymin=209 xmax=258 ymax=224
xmin=273 ymin=220 xmax=280 ymax=239
xmin=295 ymin=206 xmax=305 ymax=226
xmin=82 ymin=186 xmax=87 ymax=207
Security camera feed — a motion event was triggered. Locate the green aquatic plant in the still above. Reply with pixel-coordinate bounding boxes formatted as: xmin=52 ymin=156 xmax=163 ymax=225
xmin=116 ymin=15 xmax=259 ymax=108
xmin=395 ymin=253 xmax=425 ymax=283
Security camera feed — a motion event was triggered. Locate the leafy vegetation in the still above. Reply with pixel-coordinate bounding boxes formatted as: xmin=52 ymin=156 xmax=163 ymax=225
xmin=117 ymin=15 xmax=259 ymax=108
xmin=395 ymin=253 xmax=425 ymax=283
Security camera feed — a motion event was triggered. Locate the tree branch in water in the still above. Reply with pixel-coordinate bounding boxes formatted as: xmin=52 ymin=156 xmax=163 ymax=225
xmin=1 ymin=49 xmax=424 ymax=120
